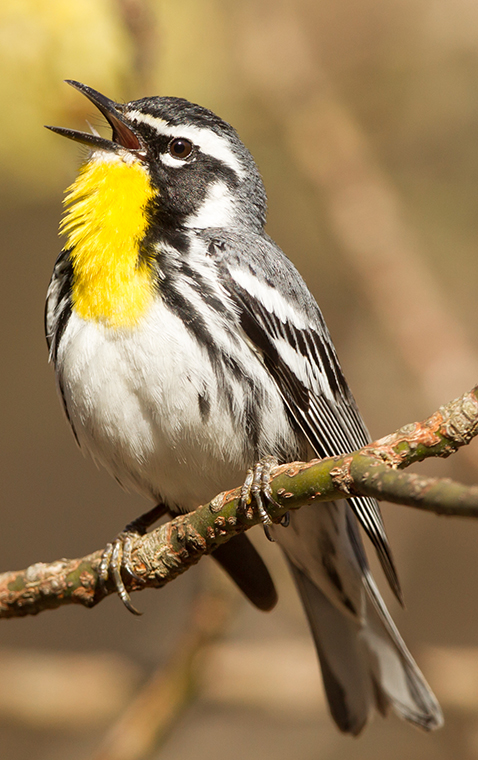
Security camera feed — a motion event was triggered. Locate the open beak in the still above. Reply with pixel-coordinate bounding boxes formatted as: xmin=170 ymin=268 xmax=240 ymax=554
xmin=45 ymin=80 xmax=143 ymax=153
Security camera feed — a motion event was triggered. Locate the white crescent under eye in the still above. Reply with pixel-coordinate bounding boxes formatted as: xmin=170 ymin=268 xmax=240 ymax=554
xmin=161 ymin=151 xmax=193 ymax=168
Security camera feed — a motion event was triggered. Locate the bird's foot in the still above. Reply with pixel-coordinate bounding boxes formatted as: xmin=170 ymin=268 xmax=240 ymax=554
xmin=240 ymin=456 xmax=281 ymax=542
xmin=98 ymin=503 xmax=167 ymax=615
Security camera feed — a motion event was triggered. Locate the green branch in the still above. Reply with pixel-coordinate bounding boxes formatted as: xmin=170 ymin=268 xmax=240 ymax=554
xmin=1 ymin=386 xmax=478 ymax=620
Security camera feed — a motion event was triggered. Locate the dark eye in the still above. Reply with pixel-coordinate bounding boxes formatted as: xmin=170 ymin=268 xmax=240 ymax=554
xmin=169 ymin=137 xmax=193 ymax=159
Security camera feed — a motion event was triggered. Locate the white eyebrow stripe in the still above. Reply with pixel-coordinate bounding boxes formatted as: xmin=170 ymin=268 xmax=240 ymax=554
xmin=126 ymin=109 xmax=246 ymax=180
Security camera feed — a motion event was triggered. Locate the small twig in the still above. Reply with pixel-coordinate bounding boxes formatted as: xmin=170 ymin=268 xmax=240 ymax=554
xmin=1 ymin=386 xmax=478 ymax=620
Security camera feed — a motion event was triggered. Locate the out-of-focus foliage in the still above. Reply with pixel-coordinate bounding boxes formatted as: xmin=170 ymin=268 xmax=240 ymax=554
xmin=152 ymin=0 xmax=239 ymax=105
xmin=0 ymin=0 xmax=133 ymax=195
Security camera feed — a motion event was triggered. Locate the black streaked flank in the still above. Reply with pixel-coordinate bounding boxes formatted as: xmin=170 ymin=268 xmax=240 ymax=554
xmin=45 ymin=249 xmax=73 ymax=363
xmin=154 ymin=252 xmax=267 ymax=453
xmin=51 ymin=303 xmax=72 ymax=364
xmin=178 ymin=259 xmax=231 ymax=316
xmin=224 ymin=352 xmax=264 ymax=451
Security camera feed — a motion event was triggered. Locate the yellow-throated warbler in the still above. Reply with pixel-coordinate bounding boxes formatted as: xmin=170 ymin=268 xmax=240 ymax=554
xmin=45 ymin=81 xmax=442 ymax=734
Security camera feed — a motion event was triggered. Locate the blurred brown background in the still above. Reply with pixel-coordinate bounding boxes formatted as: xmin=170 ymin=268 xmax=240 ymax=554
xmin=2 ymin=0 xmax=478 ymax=758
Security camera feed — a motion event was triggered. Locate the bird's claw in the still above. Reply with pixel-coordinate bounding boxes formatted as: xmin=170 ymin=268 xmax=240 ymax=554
xmin=240 ymin=456 xmax=281 ymax=542
xmin=98 ymin=503 xmax=167 ymax=616
xmin=98 ymin=532 xmax=143 ymax=616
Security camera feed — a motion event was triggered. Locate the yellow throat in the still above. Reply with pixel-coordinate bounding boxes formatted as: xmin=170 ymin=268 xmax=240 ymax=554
xmin=61 ymin=152 xmax=157 ymax=328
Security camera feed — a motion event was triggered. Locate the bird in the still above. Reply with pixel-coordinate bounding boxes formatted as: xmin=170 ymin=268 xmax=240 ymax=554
xmin=45 ymin=80 xmax=443 ymax=735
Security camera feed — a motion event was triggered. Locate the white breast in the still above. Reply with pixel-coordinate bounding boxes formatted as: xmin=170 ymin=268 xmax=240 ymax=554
xmin=56 ymin=300 xmax=295 ymax=510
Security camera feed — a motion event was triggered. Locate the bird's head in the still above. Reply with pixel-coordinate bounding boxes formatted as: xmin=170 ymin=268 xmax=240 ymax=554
xmin=47 ymin=80 xmax=267 ymax=235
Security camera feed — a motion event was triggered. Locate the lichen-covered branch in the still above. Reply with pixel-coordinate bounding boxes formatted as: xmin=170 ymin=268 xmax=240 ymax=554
xmin=1 ymin=386 xmax=478 ymax=620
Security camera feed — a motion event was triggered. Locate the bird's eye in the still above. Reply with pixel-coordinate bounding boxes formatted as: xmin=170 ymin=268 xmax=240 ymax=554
xmin=169 ymin=138 xmax=193 ymax=159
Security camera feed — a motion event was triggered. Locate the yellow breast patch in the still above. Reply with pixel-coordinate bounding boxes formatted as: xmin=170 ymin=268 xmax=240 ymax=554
xmin=61 ymin=152 xmax=157 ymax=328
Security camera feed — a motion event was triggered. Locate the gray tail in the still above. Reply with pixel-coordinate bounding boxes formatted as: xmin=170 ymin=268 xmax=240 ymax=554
xmin=289 ymin=562 xmax=443 ymax=735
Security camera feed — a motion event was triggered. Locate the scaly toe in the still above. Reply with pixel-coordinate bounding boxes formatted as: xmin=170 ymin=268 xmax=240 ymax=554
xmin=240 ymin=456 xmax=280 ymax=538
xmin=98 ymin=533 xmax=143 ymax=616
xmin=239 ymin=467 xmax=255 ymax=514
xmin=97 ymin=503 xmax=167 ymax=615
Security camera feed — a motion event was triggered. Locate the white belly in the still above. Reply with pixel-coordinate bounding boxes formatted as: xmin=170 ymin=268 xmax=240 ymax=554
xmin=56 ymin=301 xmax=296 ymax=510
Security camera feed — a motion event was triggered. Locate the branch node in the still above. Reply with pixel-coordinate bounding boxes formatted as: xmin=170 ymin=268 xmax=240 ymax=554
xmin=329 ymin=456 xmax=354 ymax=495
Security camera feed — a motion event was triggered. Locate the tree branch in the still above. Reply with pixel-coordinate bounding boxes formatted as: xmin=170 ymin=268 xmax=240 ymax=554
xmin=2 ymin=386 xmax=478 ymax=620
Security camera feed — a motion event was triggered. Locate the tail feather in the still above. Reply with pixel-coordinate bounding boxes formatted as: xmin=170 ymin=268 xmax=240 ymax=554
xmin=289 ymin=562 xmax=373 ymax=735
xmin=288 ymin=561 xmax=443 ymax=734
xmin=361 ymin=569 xmax=443 ymax=730
xmin=275 ymin=500 xmax=443 ymax=734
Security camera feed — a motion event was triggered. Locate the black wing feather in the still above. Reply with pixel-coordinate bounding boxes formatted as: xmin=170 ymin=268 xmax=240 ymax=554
xmin=211 ymin=233 xmax=402 ymax=602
